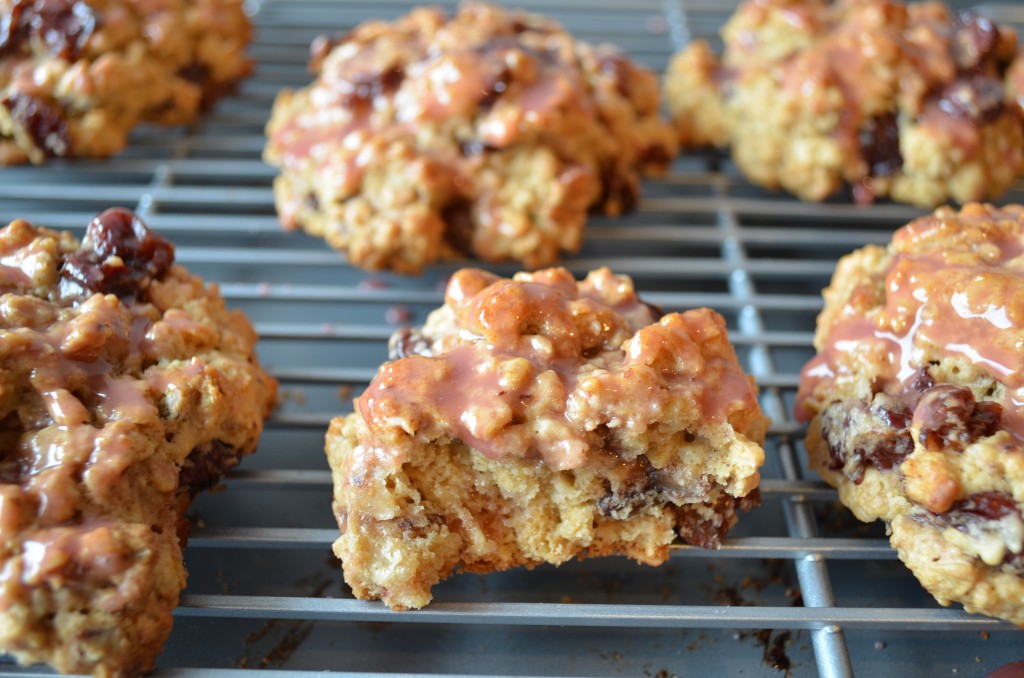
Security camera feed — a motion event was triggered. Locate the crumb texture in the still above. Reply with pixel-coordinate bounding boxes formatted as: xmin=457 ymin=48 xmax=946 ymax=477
xmin=797 ymin=203 xmax=1024 ymax=625
xmin=265 ymin=3 xmax=677 ymax=273
xmin=0 ymin=209 xmax=277 ymax=675
xmin=327 ymin=267 xmax=767 ymax=609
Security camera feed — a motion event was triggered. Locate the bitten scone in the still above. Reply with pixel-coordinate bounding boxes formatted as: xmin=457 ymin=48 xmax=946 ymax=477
xmin=326 ymin=267 xmax=768 ymax=609
xmin=0 ymin=0 xmax=252 ymax=165
xmin=796 ymin=203 xmax=1024 ymax=625
xmin=0 ymin=209 xmax=277 ymax=675
xmin=666 ymin=0 xmax=1024 ymax=207
xmin=264 ymin=3 xmax=677 ymax=274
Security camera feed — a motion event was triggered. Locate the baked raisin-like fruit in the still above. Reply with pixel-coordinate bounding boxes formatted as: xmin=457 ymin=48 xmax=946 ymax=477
xmin=0 ymin=209 xmax=277 ymax=674
xmin=0 ymin=0 xmax=252 ymax=164
xmin=264 ymin=3 xmax=677 ymax=274
xmin=797 ymin=203 xmax=1024 ymax=626
xmin=327 ymin=266 xmax=767 ymax=609
xmin=665 ymin=0 xmax=1024 ymax=207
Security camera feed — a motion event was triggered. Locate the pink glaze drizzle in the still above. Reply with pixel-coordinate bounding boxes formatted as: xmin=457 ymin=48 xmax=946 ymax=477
xmin=796 ymin=211 xmax=1024 ymax=440
xmin=359 ymin=270 xmax=761 ymax=469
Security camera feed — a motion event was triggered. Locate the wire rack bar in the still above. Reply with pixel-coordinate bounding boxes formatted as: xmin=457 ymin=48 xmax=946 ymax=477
xmin=187 ymin=528 xmax=896 ymax=560
xmin=175 ymin=595 xmax=1015 ymax=632
xmin=702 ymin=66 xmax=855 ymax=674
xmin=255 ymin=322 xmax=814 ymax=346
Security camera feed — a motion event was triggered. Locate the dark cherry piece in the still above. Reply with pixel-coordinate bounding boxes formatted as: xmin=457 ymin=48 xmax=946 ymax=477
xmin=902 ymin=367 xmax=936 ymax=404
xmin=859 ymin=112 xmax=903 ymax=177
xmin=1 ymin=93 xmax=70 ymax=158
xmin=598 ymin=53 xmax=634 ymax=99
xmin=0 ymin=2 xmax=28 ymax=56
xmin=598 ymin=161 xmax=638 ymax=213
xmin=821 ymin=393 xmax=914 ymax=484
xmin=179 ymin=440 xmax=240 ymax=491
xmin=596 ymin=454 xmax=659 ymax=516
xmin=637 ymin=143 xmax=673 ymax=168
xmin=914 ymin=384 xmax=1002 ymax=452
xmin=339 ymin=66 xmax=405 ymax=114
xmin=60 ymin=208 xmax=175 ymax=299
xmin=478 ymin=66 xmax=511 ymax=110
xmin=176 ymin=62 xmax=209 ymax=85
xmin=918 ymin=491 xmax=1024 ymax=568
xmin=441 ymin=198 xmax=475 ymax=256
xmin=675 ymin=490 xmax=760 ymax=549
xmin=509 ymin=19 xmax=530 ymax=34
xmin=951 ymin=11 xmax=999 ymax=73
xmin=953 ymin=491 xmax=1020 ymax=521
xmin=0 ymin=0 xmax=96 ymax=60
xmin=918 ymin=492 xmax=1019 ymax=527
xmin=933 ymin=74 xmax=1007 ymax=124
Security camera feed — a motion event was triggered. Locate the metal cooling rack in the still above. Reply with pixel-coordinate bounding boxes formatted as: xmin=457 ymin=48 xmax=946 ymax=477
xmin=1 ymin=0 xmax=1022 ymax=676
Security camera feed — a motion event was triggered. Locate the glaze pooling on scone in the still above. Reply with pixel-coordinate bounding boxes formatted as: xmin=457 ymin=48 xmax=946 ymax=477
xmin=0 ymin=0 xmax=253 ymax=165
xmin=666 ymin=0 xmax=1024 ymax=207
xmin=327 ymin=267 xmax=768 ymax=610
xmin=797 ymin=203 xmax=1024 ymax=626
xmin=797 ymin=204 xmax=1024 ymax=437
xmin=360 ymin=271 xmax=763 ymax=471
xmin=264 ymin=3 xmax=677 ymax=274
xmin=0 ymin=209 xmax=277 ymax=676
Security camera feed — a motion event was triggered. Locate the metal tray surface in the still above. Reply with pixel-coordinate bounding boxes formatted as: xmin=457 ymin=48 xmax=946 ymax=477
xmin=0 ymin=1 xmax=1022 ymax=676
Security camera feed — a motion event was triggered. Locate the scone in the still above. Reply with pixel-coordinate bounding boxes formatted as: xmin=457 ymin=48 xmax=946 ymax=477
xmin=0 ymin=0 xmax=252 ymax=165
xmin=666 ymin=0 xmax=1024 ymax=207
xmin=796 ymin=203 xmax=1023 ymax=625
xmin=0 ymin=209 xmax=277 ymax=675
xmin=326 ymin=267 xmax=768 ymax=609
xmin=264 ymin=3 xmax=677 ymax=274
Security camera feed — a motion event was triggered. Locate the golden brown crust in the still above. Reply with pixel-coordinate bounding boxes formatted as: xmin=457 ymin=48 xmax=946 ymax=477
xmin=665 ymin=0 xmax=1024 ymax=207
xmin=891 ymin=514 xmax=1024 ymax=626
xmin=264 ymin=3 xmax=678 ymax=274
xmin=327 ymin=267 xmax=768 ymax=609
xmin=797 ymin=203 xmax=1024 ymax=626
xmin=0 ymin=0 xmax=252 ymax=165
xmin=0 ymin=211 xmax=277 ymax=675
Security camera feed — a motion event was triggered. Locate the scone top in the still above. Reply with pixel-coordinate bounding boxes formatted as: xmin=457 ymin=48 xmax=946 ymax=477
xmin=0 ymin=208 xmax=275 ymax=523
xmin=667 ymin=0 xmax=1024 ymax=206
xmin=264 ymin=3 xmax=677 ymax=273
xmin=357 ymin=267 xmax=767 ymax=486
xmin=720 ymin=0 xmax=1021 ymax=127
xmin=269 ymin=2 xmax=671 ymax=180
xmin=797 ymin=203 xmax=1023 ymax=443
xmin=796 ymin=203 xmax=1024 ymax=519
